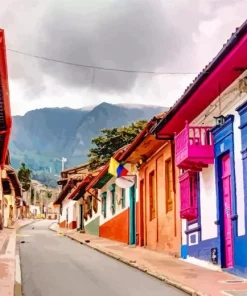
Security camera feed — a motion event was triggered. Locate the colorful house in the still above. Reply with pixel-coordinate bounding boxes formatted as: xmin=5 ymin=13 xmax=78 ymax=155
xmin=66 ymin=169 xmax=100 ymax=235
xmin=2 ymin=165 xmax=22 ymax=225
xmin=152 ymin=20 xmax=247 ymax=277
xmin=119 ymin=114 xmax=181 ymax=255
xmin=0 ymin=29 xmax=12 ymax=229
xmin=86 ymin=147 xmax=138 ymax=244
xmin=54 ymin=163 xmax=88 ymax=229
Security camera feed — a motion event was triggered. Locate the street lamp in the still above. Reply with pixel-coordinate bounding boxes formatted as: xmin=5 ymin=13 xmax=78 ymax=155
xmin=54 ymin=157 xmax=67 ymax=172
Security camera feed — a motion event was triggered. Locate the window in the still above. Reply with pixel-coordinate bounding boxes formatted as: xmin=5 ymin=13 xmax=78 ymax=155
xmin=179 ymin=171 xmax=198 ymax=221
xmin=111 ymin=190 xmax=116 ymax=215
xmin=101 ymin=192 xmax=107 ymax=218
xmin=149 ymin=171 xmax=155 ymax=220
xmin=109 ymin=184 xmax=116 ymax=215
xmin=165 ymin=158 xmax=173 ymax=213
xmin=122 ymin=188 xmax=126 ymax=209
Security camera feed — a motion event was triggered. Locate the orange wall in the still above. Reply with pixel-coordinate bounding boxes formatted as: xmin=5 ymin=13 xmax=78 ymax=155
xmin=99 ymin=208 xmax=129 ymax=244
xmin=59 ymin=220 xmax=66 ymax=228
xmin=138 ymin=142 xmax=181 ymax=255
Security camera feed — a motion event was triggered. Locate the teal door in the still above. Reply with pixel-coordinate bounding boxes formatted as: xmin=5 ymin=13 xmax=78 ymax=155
xmin=129 ymin=184 xmax=136 ymax=245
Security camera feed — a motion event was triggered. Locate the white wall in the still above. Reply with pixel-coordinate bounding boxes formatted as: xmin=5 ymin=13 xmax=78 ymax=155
xmin=200 ymin=165 xmax=217 ymax=240
xmin=191 ymin=72 xmax=247 ymax=239
xmin=182 ymin=219 xmax=187 ymax=245
xmin=76 ymin=201 xmax=81 ymax=228
xmin=60 ymin=198 xmax=77 ymax=223
xmin=233 ymin=111 xmax=245 ymax=236
xmin=98 ymin=175 xmax=138 ymax=226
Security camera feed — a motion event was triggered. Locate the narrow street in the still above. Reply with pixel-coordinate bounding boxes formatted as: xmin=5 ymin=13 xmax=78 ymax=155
xmin=17 ymin=220 xmax=186 ymax=296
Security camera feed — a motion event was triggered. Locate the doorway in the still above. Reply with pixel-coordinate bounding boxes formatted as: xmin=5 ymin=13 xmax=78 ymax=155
xmin=139 ymin=180 xmax=144 ymax=246
xmin=80 ymin=204 xmax=84 ymax=230
xmin=129 ymin=184 xmax=136 ymax=245
xmin=221 ymin=153 xmax=234 ymax=268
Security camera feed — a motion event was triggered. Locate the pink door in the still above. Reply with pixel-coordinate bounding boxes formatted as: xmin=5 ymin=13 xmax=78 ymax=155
xmin=221 ymin=154 xmax=233 ymax=268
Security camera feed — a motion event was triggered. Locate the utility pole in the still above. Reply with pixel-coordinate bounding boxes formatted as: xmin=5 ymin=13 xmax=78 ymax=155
xmin=54 ymin=157 xmax=67 ymax=173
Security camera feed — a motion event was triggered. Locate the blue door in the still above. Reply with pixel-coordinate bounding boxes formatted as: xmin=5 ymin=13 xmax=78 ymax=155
xmin=129 ymin=184 xmax=136 ymax=245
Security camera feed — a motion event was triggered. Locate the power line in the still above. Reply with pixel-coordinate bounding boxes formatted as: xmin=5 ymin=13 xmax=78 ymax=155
xmin=7 ymin=48 xmax=199 ymax=76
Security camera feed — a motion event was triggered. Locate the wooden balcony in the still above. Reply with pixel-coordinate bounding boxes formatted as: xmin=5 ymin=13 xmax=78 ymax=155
xmin=179 ymin=171 xmax=198 ymax=221
xmin=175 ymin=121 xmax=214 ymax=171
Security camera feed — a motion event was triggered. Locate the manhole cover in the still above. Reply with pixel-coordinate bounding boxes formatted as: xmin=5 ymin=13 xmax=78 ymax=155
xmin=223 ymin=290 xmax=247 ymax=296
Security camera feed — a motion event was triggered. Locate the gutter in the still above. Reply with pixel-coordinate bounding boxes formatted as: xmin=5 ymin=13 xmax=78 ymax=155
xmin=153 ymin=20 xmax=247 ymax=134
xmin=154 ymin=133 xmax=173 ymax=141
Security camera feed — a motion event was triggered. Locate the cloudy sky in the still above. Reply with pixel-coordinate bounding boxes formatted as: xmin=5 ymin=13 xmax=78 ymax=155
xmin=0 ymin=0 xmax=246 ymax=115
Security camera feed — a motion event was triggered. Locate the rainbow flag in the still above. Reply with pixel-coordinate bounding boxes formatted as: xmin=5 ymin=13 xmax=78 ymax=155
xmin=108 ymin=157 xmax=129 ymax=178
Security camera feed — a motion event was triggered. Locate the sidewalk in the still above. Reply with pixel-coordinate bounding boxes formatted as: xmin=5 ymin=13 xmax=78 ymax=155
xmin=0 ymin=219 xmax=34 ymax=296
xmin=50 ymin=223 xmax=247 ymax=296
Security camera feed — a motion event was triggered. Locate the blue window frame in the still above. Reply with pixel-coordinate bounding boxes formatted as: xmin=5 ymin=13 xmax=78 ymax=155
xmin=101 ymin=192 xmax=107 ymax=218
xmin=109 ymin=184 xmax=116 ymax=215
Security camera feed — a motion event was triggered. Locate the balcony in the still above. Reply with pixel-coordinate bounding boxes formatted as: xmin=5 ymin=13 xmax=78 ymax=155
xmin=175 ymin=121 xmax=214 ymax=171
xmin=179 ymin=171 xmax=198 ymax=221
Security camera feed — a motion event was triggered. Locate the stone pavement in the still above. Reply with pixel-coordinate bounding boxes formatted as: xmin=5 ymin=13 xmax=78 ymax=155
xmin=50 ymin=223 xmax=247 ymax=296
xmin=0 ymin=219 xmax=35 ymax=296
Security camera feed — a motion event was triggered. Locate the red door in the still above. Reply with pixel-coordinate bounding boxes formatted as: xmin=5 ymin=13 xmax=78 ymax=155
xmin=221 ymin=154 xmax=233 ymax=268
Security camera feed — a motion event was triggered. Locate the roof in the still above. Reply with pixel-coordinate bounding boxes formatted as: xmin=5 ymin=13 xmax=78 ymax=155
xmin=57 ymin=178 xmax=68 ymax=185
xmin=53 ymin=178 xmax=75 ymax=205
xmin=86 ymin=146 xmax=129 ymax=190
xmin=4 ymin=165 xmax=22 ymax=197
xmin=68 ymin=175 xmax=93 ymax=201
xmin=57 ymin=176 xmax=83 ymax=186
xmin=5 ymin=150 xmax=10 ymax=165
xmin=61 ymin=163 xmax=88 ymax=174
xmin=0 ymin=29 xmax=12 ymax=167
xmin=152 ymin=20 xmax=247 ymax=136
xmin=119 ymin=113 xmax=167 ymax=162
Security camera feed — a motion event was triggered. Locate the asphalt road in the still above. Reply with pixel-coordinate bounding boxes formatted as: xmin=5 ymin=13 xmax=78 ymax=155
xmin=18 ymin=220 xmax=186 ymax=296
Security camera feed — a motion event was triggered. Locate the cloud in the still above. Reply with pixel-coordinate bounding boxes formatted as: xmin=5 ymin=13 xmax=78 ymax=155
xmin=0 ymin=0 xmax=246 ymax=114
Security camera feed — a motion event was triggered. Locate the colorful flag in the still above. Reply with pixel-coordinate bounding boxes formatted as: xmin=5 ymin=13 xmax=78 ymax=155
xmin=108 ymin=157 xmax=129 ymax=178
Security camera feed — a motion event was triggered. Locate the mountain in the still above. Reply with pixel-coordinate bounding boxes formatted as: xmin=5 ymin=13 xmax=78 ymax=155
xmin=10 ymin=103 xmax=167 ymax=185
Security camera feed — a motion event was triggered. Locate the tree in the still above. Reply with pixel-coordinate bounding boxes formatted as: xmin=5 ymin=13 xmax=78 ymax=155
xmin=18 ymin=163 xmax=32 ymax=192
xmin=88 ymin=120 xmax=147 ymax=170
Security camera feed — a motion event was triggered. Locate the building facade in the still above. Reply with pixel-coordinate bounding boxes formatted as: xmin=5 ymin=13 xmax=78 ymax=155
xmin=120 ymin=116 xmax=181 ymax=255
xmin=86 ymin=147 xmax=138 ymax=244
xmin=153 ymin=21 xmax=247 ymax=277
xmin=54 ymin=163 xmax=89 ymax=229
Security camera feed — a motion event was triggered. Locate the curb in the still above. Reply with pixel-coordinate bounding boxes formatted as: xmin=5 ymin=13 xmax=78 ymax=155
xmin=49 ymin=226 xmax=209 ymax=296
xmin=14 ymin=254 xmax=22 ymax=296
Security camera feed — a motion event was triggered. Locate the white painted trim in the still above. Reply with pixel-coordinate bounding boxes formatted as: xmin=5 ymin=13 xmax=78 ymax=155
xmin=180 ymin=256 xmax=222 ymax=271
xmin=188 ymin=232 xmax=199 ymax=246
xmin=188 ymin=223 xmax=198 ymax=230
